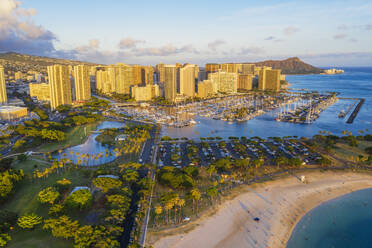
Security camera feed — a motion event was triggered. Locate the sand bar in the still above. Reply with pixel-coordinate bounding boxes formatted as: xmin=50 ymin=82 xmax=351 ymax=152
xmin=152 ymin=171 xmax=372 ymax=248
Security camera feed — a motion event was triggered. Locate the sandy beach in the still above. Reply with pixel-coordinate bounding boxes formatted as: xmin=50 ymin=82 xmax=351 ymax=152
xmin=151 ymin=171 xmax=372 ymax=248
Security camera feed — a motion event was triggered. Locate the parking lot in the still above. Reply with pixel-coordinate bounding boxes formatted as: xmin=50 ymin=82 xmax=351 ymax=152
xmin=157 ymin=137 xmax=321 ymax=168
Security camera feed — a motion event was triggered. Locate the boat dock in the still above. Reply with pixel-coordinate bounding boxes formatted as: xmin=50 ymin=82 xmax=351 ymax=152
xmin=346 ymin=98 xmax=365 ymax=124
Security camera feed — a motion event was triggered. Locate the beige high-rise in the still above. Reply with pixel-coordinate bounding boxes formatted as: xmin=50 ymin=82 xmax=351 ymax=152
xmin=197 ymin=80 xmax=214 ymax=98
xmin=29 ymin=83 xmax=50 ymax=101
xmin=0 ymin=65 xmax=6 ymax=104
xmin=180 ymin=64 xmax=196 ymax=98
xmin=208 ymin=70 xmax=237 ymax=94
xmin=241 ymin=64 xmax=256 ymax=74
xmin=131 ymin=84 xmax=159 ymax=101
xmin=74 ymin=65 xmax=91 ymax=101
xmin=132 ymin=65 xmax=142 ymax=85
xmin=48 ymin=65 xmax=72 ymax=109
xmin=238 ymin=74 xmax=253 ymax=91
xmin=205 ymin=64 xmax=219 ymax=74
xmin=259 ymin=68 xmax=281 ymax=92
xmin=142 ymin=66 xmax=154 ymax=85
xmin=164 ymin=65 xmax=178 ymax=102
xmin=156 ymin=63 xmax=165 ymax=83
xmin=114 ymin=63 xmax=133 ymax=94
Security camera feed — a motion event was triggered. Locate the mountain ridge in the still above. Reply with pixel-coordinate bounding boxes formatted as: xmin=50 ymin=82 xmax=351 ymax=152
xmin=253 ymin=57 xmax=323 ymax=74
xmin=0 ymin=52 xmax=323 ymax=75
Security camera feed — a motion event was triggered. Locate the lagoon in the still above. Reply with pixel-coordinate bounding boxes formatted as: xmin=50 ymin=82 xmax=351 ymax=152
xmin=53 ymin=121 xmax=125 ymax=166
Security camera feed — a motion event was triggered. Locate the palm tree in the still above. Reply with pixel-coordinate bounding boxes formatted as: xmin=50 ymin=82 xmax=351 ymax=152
xmin=164 ymin=201 xmax=174 ymax=225
xmin=172 ymin=195 xmax=180 ymax=224
xmin=190 ymin=188 xmax=201 ymax=214
xmin=176 ymin=198 xmax=185 ymax=223
xmin=154 ymin=205 xmax=163 ymax=226
xmin=206 ymin=186 xmax=218 ymax=204
xmin=206 ymin=164 xmax=217 ymax=177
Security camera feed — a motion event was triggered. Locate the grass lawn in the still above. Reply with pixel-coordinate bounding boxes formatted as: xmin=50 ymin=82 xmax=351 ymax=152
xmin=1 ymin=169 xmax=92 ymax=216
xmin=1 ymin=162 xmax=94 ymax=248
xmin=11 ymin=159 xmax=50 ymax=175
xmin=7 ymin=228 xmax=73 ymax=248
xmin=333 ymin=140 xmax=372 ymax=161
xmin=36 ymin=122 xmax=99 ymax=153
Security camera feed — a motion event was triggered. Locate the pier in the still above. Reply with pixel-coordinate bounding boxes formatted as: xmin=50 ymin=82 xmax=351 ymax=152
xmin=346 ymin=98 xmax=365 ymax=124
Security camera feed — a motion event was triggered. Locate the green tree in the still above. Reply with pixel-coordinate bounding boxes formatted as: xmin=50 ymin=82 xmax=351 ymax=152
xmin=206 ymin=164 xmax=217 ymax=177
xmin=0 ymin=233 xmax=11 ymax=247
xmin=38 ymin=187 xmax=60 ymax=205
xmin=93 ymin=177 xmax=122 ymax=193
xmin=43 ymin=215 xmax=79 ymax=239
xmin=122 ymin=169 xmax=139 ymax=184
xmin=49 ymin=204 xmax=64 ymax=216
xmin=17 ymin=214 xmax=42 ymax=229
xmin=206 ymin=186 xmax=218 ymax=203
xmin=65 ymin=189 xmax=92 ymax=209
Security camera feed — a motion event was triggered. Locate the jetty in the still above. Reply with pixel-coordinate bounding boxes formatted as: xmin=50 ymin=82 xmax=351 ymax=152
xmin=346 ymin=98 xmax=365 ymax=124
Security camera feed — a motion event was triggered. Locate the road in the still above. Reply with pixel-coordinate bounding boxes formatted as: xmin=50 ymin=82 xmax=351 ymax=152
xmin=138 ymin=127 xmax=159 ymax=248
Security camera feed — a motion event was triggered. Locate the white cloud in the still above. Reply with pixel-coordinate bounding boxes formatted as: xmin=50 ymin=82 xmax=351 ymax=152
xmin=333 ymin=33 xmax=348 ymax=39
xmin=118 ymin=37 xmax=145 ymax=49
xmin=131 ymin=44 xmax=198 ymax=57
xmin=0 ymin=0 xmax=56 ymax=55
xmin=238 ymin=46 xmax=265 ymax=55
xmin=283 ymin=26 xmax=300 ymax=36
xmin=208 ymin=40 xmax=226 ymax=51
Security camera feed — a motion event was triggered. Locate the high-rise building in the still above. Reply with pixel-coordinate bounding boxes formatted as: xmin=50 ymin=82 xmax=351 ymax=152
xmin=73 ymin=65 xmax=91 ymax=101
xmin=29 ymin=83 xmax=51 ymax=101
xmin=198 ymin=70 xmax=207 ymax=82
xmin=205 ymin=63 xmax=220 ymax=74
xmin=220 ymin=63 xmax=239 ymax=73
xmin=241 ymin=64 xmax=256 ymax=74
xmin=197 ymin=80 xmax=214 ymax=98
xmin=0 ymin=65 xmax=6 ymax=104
xmin=131 ymin=84 xmax=159 ymax=101
xmin=132 ymin=65 xmax=142 ymax=85
xmin=96 ymin=69 xmax=108 ymax=93
xmin=48 ymin=65 xmax=72 ymax=109
xmin=164 ymin=65 xmax=178 ymax=102
xmin=259 ymin=68 xmax=281 ymax=92
xmin=156 ymin=63 xmax=165 ymax=83
xmin=238 ymin=74 xmax=253 ymax=91
xmin=141 ymin=66 xmax=154 ymax=85
xmin=180 ymin=64 xmax=196 ymax=98
xmin=114 ymin=63 xmax=133 ymax=94
xmin=208 ymin=70 xmax=237 ymax=94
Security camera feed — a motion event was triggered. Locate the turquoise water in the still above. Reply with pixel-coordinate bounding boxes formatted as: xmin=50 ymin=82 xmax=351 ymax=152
xmin=287 ymin=188 xmax=372 ymax=248
xmin=161 ymin=67 xmax=372 ymax=139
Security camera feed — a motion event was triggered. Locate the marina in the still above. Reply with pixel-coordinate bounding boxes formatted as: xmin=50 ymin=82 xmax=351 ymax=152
xmin=113 ymin=92 xmax=336 ymax=128
xmin=275 ymin=94 xmax=338 ymax=124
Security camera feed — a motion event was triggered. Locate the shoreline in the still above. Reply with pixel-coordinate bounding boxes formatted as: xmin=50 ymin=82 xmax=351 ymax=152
xmin=151 ymin=171 xmax=372 ymax=248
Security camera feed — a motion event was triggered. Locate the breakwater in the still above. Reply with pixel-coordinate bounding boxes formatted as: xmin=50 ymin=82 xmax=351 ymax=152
xmin=346 ymin=98 xmax=365 ymax=124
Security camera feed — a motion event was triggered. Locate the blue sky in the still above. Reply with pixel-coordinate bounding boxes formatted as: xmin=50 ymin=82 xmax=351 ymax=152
xmin=1 ymin=0 xmax=372 ymax=66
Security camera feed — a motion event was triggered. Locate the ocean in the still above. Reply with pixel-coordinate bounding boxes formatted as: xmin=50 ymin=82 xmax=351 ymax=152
xmin=287 ymin=188 xmax=372 ymax=248
xmin=161 ymin=67 xmax=372 ymax=139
